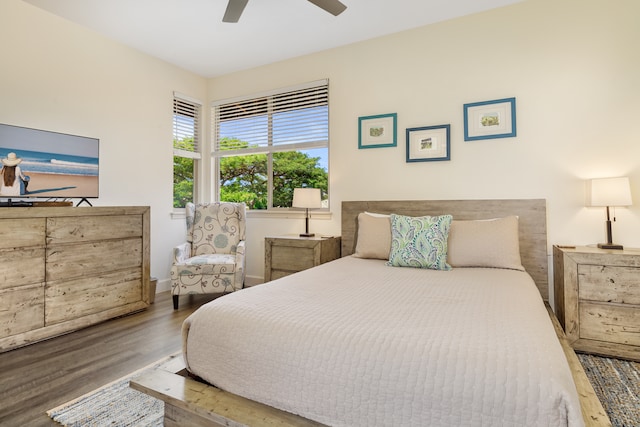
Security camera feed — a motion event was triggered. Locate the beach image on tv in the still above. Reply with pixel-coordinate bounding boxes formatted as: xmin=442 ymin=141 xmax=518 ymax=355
xmin=0 ymin=123 xmax=99 ymax=199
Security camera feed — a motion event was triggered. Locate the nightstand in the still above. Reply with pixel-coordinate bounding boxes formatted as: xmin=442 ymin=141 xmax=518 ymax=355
xmin=553 ymin=245 xmax=640 ymax=361
xmin=264 ymin=235 xmax=341 ymax=282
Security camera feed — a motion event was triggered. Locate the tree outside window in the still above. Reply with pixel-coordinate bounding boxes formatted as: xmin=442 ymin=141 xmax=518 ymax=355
xmin=173 ymin=137 xmax=195 ymax=208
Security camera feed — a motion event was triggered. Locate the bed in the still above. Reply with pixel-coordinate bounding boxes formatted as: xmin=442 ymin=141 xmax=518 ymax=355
xmin=131 ymin=199 xmax=610 ymax=427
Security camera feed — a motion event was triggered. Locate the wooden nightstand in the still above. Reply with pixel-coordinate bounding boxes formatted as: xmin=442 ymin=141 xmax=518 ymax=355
xmin=264 ymin=235 xmax=341 ymax=282
xmin=553 ymin=245 xmax=640 ymax=361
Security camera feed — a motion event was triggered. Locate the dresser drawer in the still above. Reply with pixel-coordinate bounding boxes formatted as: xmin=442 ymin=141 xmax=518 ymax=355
xmin=0 ymin=218 xmax=45 ymax=249
xmin=578 ymin=264 xmax=640 ymax=304
xmin=45 ymin=269 xmax=142 ymax=325
xmin=47 ymin=214 xmax=143 ymax=244
xmin=0 ymin=247 xmax=45 ymax=290
xmin=46 ymin=238 xmax=142 ymax=281
xmin=0 ymin=283 xmax=45 ymax=339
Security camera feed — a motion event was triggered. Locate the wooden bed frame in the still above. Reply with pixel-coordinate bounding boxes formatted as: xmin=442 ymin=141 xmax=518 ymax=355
xmin=131 ymin=199 xmax=610 ymax=427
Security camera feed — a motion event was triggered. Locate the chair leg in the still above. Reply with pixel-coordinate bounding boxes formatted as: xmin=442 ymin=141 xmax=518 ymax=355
xmin=173 ymin=295 xmax=179 ymax=310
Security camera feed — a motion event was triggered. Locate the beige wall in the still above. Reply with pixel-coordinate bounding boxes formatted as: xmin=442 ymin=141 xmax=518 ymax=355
xmin=0 ymin=0 xmax=207 ymax=286
xmin=210 ymin=0 xmax=640 ymax=293
xmin=2 ymin=0 xmax=639 ymax=298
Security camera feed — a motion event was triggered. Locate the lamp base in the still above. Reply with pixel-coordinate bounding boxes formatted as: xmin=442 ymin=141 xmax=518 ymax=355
xmin=299 ymin=232 xmax=315 ymax=238
xmin=597 ymin=243 xmax=623 ymax=250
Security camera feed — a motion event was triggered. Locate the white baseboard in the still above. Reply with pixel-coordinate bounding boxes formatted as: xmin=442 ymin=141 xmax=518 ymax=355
xmin=156 ymin=278 xmax=171 ymax=293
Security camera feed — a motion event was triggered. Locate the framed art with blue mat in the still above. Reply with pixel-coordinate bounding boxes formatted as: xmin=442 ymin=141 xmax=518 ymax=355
xmin=406 ymin=124 xmax=450 ymax=162
xmin=464 ymin=97 xmax=516 ymax=141
xmin=358 ymin=113 xmax=397 ymax=149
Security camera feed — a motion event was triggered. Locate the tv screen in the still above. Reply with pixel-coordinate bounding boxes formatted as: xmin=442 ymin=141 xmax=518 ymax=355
xmin=0 ymin=123 xmax=99 ymax=200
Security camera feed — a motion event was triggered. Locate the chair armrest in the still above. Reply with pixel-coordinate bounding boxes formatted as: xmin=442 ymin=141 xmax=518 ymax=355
xmin=173 ymin=242 xmax=192 ymax=264
xmin=235 ymin=240 xmax=246 ymax=268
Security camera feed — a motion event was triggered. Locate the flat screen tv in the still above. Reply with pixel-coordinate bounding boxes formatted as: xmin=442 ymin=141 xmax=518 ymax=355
xmin=0 ymin=123 xmax=99 ymax=203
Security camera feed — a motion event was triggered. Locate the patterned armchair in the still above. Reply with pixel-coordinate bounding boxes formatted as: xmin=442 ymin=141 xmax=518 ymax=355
xmin=171 ymin=202 xmax=246 ymax=309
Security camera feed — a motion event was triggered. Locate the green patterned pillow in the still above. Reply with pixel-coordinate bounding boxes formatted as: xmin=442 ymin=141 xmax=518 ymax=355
xmin=387 ymin=214 xmax=453 ymax=270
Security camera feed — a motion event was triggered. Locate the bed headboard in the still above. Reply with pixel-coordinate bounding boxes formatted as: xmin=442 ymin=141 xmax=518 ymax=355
xmin=341 ymin=199 xmax=549 ymax=300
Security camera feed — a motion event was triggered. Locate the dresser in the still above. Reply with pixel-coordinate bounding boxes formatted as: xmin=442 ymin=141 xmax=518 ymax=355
xmin=553 ymin=245 xmax=640 ymax=361
xmin=0 ymin=206 xmax=150 ymax=352
xmin=264 ymin=235 xmax=341 ymax=282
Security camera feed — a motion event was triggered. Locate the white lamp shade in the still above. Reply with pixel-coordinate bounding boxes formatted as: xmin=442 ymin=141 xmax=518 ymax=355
xmin=292 ymin=188 xmax=322 ymax=209
xmin=586 ymin=177 xmax=632 ymax=207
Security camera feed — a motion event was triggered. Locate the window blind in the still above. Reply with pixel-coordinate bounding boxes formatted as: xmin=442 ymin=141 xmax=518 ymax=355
xmin=173 ymin=94 xmax=202 ymax=159
xmin=213 ymin=80 xmax=329 ymax=156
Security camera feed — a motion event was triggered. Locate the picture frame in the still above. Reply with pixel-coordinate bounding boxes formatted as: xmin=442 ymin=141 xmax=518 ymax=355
xmin=406 ymin=124 xmax=450 ymax=162
xmin=358 ymin=113 xmax=397 ymax=149
xmin=463 ymin=97 xmax=516 ymax=141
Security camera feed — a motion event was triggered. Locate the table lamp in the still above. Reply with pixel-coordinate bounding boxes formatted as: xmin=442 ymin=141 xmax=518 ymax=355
xmin=586 ymin=177 xmax=632 ymax=249
xmin=292 ymin=188 xmax=322 ymax=237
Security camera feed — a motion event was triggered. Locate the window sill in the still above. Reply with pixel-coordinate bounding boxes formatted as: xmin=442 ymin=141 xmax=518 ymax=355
xmin=171 ymin=209 xmax=332 ymax=221
xmin=248 ymin=209 xmax=332 ymax=220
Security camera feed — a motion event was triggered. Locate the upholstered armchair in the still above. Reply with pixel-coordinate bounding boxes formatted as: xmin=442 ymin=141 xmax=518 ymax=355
xmin=171 ymin=202 xmax=246 ymax=309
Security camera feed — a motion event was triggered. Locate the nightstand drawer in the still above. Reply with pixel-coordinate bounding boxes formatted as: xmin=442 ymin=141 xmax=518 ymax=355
xmin=580 ymin=301 xmax=640 ymax=346
xmin=578 ymin=264 xmax=640 ymax=304
xmin=271 ymin=246 xmax=315 ymax=271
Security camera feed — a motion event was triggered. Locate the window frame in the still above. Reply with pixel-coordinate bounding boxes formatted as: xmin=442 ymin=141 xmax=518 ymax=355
xmin=172 ymin=92 xmax=203 ymax=210
xmin=211 ymin=79 xmax=330 ymax=211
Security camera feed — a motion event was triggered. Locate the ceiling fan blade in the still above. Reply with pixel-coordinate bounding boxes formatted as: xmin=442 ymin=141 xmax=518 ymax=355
xmin=223 ymin=0 xmax=249 ymax=23
xmin=306 ymin=0 xmax=347 ymax=16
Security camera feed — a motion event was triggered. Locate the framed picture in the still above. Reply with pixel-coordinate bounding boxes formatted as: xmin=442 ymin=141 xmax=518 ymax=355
xmin=463 ymin=97 xmax=516 ymax=141
xmin=358 ymin=113 xmax=397 ymax=149
xmin=406 ymin=124 xmax=450 ymax=162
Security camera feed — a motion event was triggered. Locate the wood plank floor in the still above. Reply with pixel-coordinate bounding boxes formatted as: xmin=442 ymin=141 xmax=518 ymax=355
xmin=0 ymin=291 xmax=214 ymax=426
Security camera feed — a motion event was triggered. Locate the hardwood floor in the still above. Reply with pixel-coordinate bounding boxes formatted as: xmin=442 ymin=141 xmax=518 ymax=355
xmin=0 ymin=291 xmax=214 ymax=426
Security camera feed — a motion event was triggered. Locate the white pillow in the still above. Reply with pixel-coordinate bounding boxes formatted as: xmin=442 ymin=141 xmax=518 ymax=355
xmin=447 ymin=216 xmax=524 ymax=271
xmin=353 ymin=212 xmax=391 ymax=260
xmin=363 ymin=211 xmax=389 ymax=218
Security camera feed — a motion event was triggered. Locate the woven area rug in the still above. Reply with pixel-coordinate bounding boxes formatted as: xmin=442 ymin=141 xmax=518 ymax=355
xmin=46 ymin=352 xmax=182 ymax=427
xmin=48 ymin=352 xmax=638 ymax=426
xmin=578 ymin=353 xmax=640 ymax=427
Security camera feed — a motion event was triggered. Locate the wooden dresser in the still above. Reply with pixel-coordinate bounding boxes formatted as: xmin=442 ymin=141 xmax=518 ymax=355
xmin=0 ymin=206 xmax=150 ymax=352
xmin=264 ymin=235 xmax=341 ymax=282
xmin=553 ymin=245 xmax=640 ymax=361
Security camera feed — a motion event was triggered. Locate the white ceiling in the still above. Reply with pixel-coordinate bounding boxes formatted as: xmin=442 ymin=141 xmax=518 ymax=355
xmin=23 ymin=0 xmax=522 ymax=78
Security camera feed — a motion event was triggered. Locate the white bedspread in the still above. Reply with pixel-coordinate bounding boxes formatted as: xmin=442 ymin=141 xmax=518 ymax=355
xmin=183 ymin=256 xmax=584 ymax=427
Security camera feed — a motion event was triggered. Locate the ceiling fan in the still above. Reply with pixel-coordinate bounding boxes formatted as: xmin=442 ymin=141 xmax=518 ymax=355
xmin=223 ymin=0 xmax=347 ymax=23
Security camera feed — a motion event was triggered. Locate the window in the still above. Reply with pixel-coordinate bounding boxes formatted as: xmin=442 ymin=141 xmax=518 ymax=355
xmin=173 ymin=93 xmax=202 ymax=208
xmin=213 ymin=80 xmax=329 ymax=210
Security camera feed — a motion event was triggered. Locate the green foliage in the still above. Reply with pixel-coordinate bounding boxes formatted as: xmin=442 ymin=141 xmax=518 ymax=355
xmin=271 ymin=151 xmax=327 ymax=207
xmin=173 ymin=136 xmax=328 ymax=209
xmin=173 ymin=137 xmax=196 ymax=208
xmin=220 ymin=151 xmax=268 ymax=209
